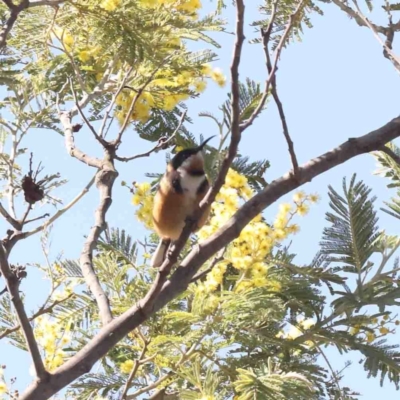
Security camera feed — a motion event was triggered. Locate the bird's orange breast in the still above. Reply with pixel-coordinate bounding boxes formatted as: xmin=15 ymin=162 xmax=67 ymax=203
xmin=152 ymin=174 xmax=211 ymax=241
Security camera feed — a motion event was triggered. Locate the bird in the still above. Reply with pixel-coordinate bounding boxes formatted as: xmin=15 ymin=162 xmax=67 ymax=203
xmin=150 ymin=136 xmax=215 ymax=268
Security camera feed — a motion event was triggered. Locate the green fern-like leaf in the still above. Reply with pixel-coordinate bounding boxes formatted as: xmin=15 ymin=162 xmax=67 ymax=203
xmin=320 ymin=174 xmax=379 ymax=275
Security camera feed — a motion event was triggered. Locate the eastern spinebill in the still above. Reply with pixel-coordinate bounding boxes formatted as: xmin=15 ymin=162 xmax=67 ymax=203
xmin=150 ymin=136 xmax=215 ymax=268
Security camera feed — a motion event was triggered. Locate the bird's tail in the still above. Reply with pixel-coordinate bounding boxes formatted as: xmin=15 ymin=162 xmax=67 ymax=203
xmin=150 ymin=239 xmax=171 ymax=268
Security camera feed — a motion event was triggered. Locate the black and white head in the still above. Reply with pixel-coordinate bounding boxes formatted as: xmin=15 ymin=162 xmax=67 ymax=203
xmin=170 ymin=136 xmax=215 ymax=173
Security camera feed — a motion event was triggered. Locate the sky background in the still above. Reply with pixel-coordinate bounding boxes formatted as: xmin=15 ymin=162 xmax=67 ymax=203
xmin=1 ymin=0 xmax=400 ymax=398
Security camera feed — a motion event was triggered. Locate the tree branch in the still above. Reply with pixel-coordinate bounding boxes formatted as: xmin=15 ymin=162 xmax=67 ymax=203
xmin=98 ymin=66 xmax=134 ymax=138
xmin=240 ymin=0 xmax=306 ymax=132
xmin=0 ymin=244 xmax=48 ymax=381
xmin=330 ymin=0 xmax=390 ymax=35
xmin=69 ymin=78 xmax=109 ymax=147
xmin=0 ymin=0 xmax=29 ymax=49
xmin=113 ymin=56 xmax=173 ymax=147
xmin=190 ymin=247 xmax=226 ymax=283
xmin=59 ymin=111 xmax=103 ymax=168
xmin=262 ymin=10 xmax=299 ymax=176
xmin=0 ymin=0 xmax=66 ymax=49
xmin=352 ymin=0 xmax=400 ymax=72
xmin=20 ymin=204 xmax=33 ymax=226
xmin=79 ymin=157 xmax=116 ymax=325
xmin=0 ymin=293 xmax=74 ymax=341
xmin=0 ymin=201 xmax=21 ymax=230
xmin=121 ymin=335 xmax=149 ymax=399
xmin=9 ymin=174 xmax=95 ymax=253
xmin=28 ymin=0 xmax=66 ymax=7
xmin=23 ymin=212 xmax=50 ymax=226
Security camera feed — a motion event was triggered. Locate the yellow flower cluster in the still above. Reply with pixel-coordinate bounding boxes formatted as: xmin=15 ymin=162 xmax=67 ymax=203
xmin=132 ymin=182 xmax=154 ymax=229
xmin=52 ymin=27 xmax=74 ymax=52
xmin=200 ymin=261 xmax=228 ymax=293
xmin=139 ymin=0 xmax=202 ymax=16
xmin=120 ymin=359 xmax=134 ymax=374
xmin=100 ymin=0 xmax=121 ymax=11
xmin=77 ymin=46 xmax=102 ymax=63
xmin=115 ymin=64 xmax=225 ymax=125
xmin=349 ymin=314 xmax=398 ymax=343
xmin=34 ymin=315 xmax=72 ymax=372
xmin=0 ymin=381 xmax=6 ymax=396
xmin=196 ymin=171 xmax=317 ymax=294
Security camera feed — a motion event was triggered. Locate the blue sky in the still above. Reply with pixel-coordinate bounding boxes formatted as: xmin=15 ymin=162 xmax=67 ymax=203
xmin=1 ymin=0 xmax=400 ymax=398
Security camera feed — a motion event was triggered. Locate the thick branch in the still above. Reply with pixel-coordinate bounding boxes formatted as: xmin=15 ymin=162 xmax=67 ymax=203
xmin=59 ymin=111 xmax=103 ymax=169
xmin=59 ymin=92 xmax=113 ymax=326
xmin=0 ymin=244 xmax=48 ymax=381
xmin=79 ymin=156 xmax=117 ymax=325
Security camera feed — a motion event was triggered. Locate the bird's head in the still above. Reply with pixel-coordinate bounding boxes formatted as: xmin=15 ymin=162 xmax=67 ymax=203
xmin=170 ymin=136 xmax=215 ymax=173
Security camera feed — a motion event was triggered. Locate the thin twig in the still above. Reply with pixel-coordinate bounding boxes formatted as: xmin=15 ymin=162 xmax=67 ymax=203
xmin=51 ymin=29 xmax=87 ymax=94
xmin=15 ymin=174 xmax=96 ymax=242
xmin=126 ymin=335 xmax=200 ymax=400
xmin=352 ymin=0 xmax=400 ymax=72
xmin=23 ymin=212 xmax=51 ymax=226
xmin=98 ymin=66 xmax=134 ymax=138
xmin=72 ymin=53 xmax=121 ymax=116
xmin=20 ymin=204 xmax=33 ymax=226
xmin=126 ymin=373 xmax=173 ymax=399
xmin=0 ymin=293 xmax=74 ymax=341
xmin=262 ymin=5 xmax=299 ymax=176
xmin=331 ymin=0 xmax=389 ymax=34
xmin=240 ymin=0 xmax=306 ymax=132
xmin=115 ymin=110 xmax=187 ymax=162
xmin=0 ymin=202 xmax=21 ymax=230
xmin=7 ymin=130 xmax=18 ymax=218
xmin=69 ymin=78 xmax=108 ymax=147
xmin=28 ymin=0 xmax=66 ymax=6
xmin=121 ymin=335 xmax=149 ymax=399
xmin=314 ymin=342 xmax=344 ymax=400
xmin=190 ymin=247 xmax=226 ymax=283
xmin=114 ymin=55 xmax=174 ymax=146
xmin=0 ymin=244 xmax=48 ymax=380
xmin=0 ymin=0 xmax=29 ymax=48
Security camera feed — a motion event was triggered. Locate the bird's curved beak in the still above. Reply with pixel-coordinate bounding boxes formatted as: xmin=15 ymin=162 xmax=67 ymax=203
xmin=197 ymin=135 xmax=215 ymax=151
